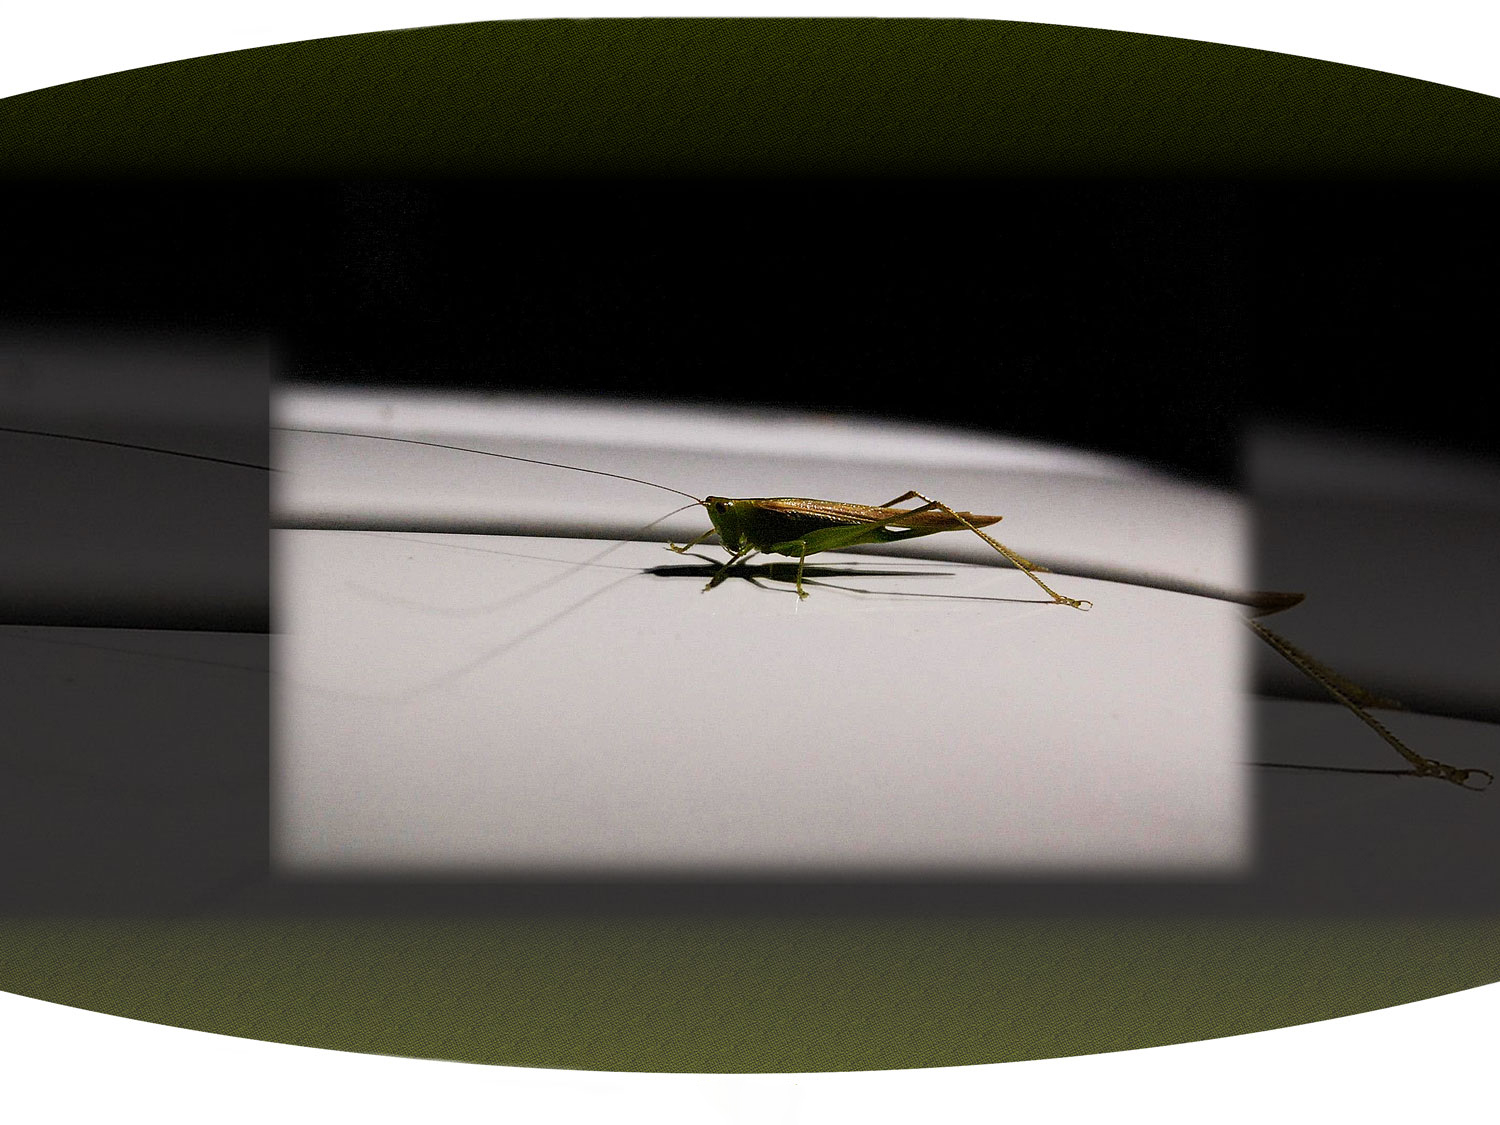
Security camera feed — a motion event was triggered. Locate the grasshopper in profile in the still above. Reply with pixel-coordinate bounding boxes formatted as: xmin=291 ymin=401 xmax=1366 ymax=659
xmin=669 ymin=493 xmax=1090 ymax=608
xmin=279 ymin=427 xmax=1091 ymax=608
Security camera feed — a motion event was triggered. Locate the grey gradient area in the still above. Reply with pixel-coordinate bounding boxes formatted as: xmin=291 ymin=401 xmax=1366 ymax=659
xmin=1254 ymin=702 xmax=1499 ymax=911
xmin=1248 ymin=424 xmax=1500 ymax=724
xmin=1245 ymin=423 xmax=1500 ymax=913
xmin=0 ymin=625 xmax=268 ymax=911
xmin=0 ymin=329 xmax=270 ymax=631
xmin=0 ymin=329 xmax=270 ymax=910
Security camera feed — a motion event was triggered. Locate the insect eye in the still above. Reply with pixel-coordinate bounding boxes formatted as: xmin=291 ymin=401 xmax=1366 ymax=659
xmin=714 ymin=502 xmax=728 ymax=511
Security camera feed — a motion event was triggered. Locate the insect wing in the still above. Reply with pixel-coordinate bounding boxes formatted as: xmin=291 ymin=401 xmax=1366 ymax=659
xmin=731 ymin=498 xmax=883 ymax=548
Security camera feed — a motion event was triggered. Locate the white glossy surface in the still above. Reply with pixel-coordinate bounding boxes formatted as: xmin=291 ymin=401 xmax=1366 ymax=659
xmin=276 ymin=533 xmax=1248 ymax=875
xmin=273 ymin=391 xmax=1251 ymax=876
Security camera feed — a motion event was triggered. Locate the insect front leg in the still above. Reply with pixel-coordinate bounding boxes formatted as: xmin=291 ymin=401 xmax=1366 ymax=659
xmin=668 ymin=526 xmax=717 ymax=555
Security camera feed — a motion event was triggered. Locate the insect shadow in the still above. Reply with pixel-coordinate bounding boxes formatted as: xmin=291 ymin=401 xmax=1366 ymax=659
xmin=331 ymin=540 xmax=1046 ymax=707
xmin=646 ymin=556 xmax=1046 ymax=606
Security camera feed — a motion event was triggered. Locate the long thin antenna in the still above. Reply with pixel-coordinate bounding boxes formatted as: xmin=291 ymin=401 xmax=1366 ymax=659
xmin=276 ymin=426 xmax=704 ymax=503
xmin=0 ymin=424 xmax=270 ymax=472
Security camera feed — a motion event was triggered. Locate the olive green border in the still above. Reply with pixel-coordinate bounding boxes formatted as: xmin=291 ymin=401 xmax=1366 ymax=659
xmin=2 ymin=19 xmax=1498 ymax=1071
xmin=3 ymin=19 xmax=1499 ymax=176
xmin=2 ymin=917 xmax=1498 ymax=1072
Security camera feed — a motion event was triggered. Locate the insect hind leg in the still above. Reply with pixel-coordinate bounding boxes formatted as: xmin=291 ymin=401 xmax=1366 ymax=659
xmin=1247 ymin=619 xmax=1491 ymax=789
xmin=890 ymin=489 xmax=1091 ymax=610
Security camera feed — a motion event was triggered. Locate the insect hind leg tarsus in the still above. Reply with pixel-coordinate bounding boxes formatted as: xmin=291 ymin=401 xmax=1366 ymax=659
xmin=892 ymin=489 xmax=1091 ymax=610
xmin=1247 ymin=619 xmax=1490 ymax=789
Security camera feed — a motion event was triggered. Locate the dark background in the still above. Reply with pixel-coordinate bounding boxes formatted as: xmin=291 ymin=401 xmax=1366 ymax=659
xmin=4 ymin=172 xmax=1496 ymax=920
xmin=5 ymin=176 xmax=1495 ymax=486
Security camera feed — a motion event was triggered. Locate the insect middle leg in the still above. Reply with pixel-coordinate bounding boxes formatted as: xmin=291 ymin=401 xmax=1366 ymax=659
xmin=789 ymin=540 xmax=811 ymax=600
xmin=884 ymin=490 xmax=1091 ymax=610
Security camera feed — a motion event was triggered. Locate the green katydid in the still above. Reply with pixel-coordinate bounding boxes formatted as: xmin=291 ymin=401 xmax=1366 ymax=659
xmin=669 ymin=493 xmax=1089 ymax=608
